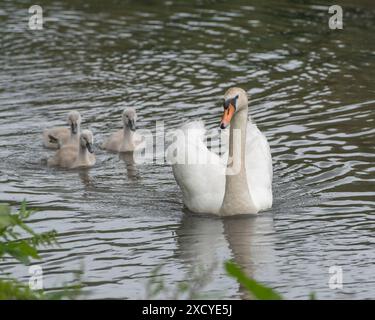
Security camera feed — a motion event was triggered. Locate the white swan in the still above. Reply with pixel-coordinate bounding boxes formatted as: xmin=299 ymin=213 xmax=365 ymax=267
xmin=47 ymin=130 xmax=96 ymax=169
xmin=169 ymin=87 xmax=272 ymax=216
xmin=43 ymin=111 xmax=81 ymax=149
xmin=102 ymin=108 xmax=139 ymax=152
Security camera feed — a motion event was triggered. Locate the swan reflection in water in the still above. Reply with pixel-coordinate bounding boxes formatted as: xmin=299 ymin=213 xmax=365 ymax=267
xmin=175 ymin=213 xmax=278 ymax=299
xmin=79 ymin=151 xmax=139 ymax=193
xmin=78 ymin=168 xmax=95 ymax=188
xmin=119 ymin=151 xmax=139 ymax=180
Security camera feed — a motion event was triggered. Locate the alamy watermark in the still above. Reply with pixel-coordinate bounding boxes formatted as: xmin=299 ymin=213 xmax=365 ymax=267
xmin=121 ymin=122 xmax=244 ymax=176
xmin=328 ymin=266 xmax=343 ymax=290
xmin=29 ymin=265 xmax=43 ymax=290
xmin=27 ymin=5 xmax=343 ymax=31
xmin=28 ymin=5 xmax=43 ymax=30
xmin=328 ymin=5 xmax=343 ymax=30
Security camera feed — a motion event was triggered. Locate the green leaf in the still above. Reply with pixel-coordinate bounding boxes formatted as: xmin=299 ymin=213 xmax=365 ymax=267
xmin=0 ymin=204 xmax=11 ymax=215
xmin=0 ymin=208 xmax=13 ymax=231
xmin=0 ymin=279 xmax=44 ymax=300
xmin=3 ymin=240 xmax=40 ymax=264
xmin=225 ymin=261 xmax=282 ymax=300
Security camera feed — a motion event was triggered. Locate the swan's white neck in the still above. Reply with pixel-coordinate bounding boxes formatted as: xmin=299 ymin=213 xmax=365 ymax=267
xmin=220 ymin=107 xmax=257 ymax=215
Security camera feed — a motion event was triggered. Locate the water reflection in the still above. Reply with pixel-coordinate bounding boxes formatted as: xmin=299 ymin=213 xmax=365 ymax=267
xmin=223 ymin=215 xmax=277 ymax=299
xmin=119 ymin=152 xmax=138 ymax=181
xmin=78 ymin=168 xmax=95 ymax=189
xmin=176 ymin=213 xmax=277 ymax=299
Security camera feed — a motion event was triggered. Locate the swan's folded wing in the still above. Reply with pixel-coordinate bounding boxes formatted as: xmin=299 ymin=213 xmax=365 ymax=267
xmin=101 ymin=130 xmax=122 ymax=151
xmin=47 ymin=144 xmax=78 ymax=168
xmin=168 ymin=121 xmax=226 ymax=214
xmin=43 ymin=127 xmax=70 ymax=149
xmin=245 ymin=122 xmax=273 ymax=211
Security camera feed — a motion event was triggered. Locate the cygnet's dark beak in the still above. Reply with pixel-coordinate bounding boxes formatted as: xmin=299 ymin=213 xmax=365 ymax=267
xmin=129 ymin=119 xmax=136 ymax=132
xmin=86 ymin=142 xmax=94 ymax=153
xmin=71 ymin=123 xmax=78 ymax=134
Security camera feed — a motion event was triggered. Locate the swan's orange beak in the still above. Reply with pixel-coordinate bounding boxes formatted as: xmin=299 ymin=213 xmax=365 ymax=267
xmin=220 ymin=103 xmax=235 ymax=129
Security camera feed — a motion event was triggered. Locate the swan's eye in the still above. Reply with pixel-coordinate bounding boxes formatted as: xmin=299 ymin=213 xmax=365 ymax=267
xmin=223 ymin=99 xmax=230 ymax=110
xmin=224 ymin=95 xmax=239 ymax=110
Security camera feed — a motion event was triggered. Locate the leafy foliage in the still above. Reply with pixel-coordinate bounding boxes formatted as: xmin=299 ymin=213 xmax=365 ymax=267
xmin=0 ymin=201 xmax=57 ymax=264
xmin=225 ymin=261 xmax=283 ymax=300
xmin=0 ymin=201 xmax=81 ymax=300
xmin=145 ymin=263 xmax=218 ymax=299
xmin=0 ymin=279 xmax=44 ymax=300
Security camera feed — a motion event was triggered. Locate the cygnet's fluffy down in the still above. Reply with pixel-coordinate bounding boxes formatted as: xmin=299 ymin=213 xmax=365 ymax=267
xmin=47 ymin=129 xmax=95 ymax=169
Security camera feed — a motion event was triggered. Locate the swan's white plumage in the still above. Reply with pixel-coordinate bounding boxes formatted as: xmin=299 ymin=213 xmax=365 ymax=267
xmin=245 ymin=121 xmax=273 ymax=211
xmin=170 ymin=119 xmax=272 ymax=215
xmin=169 ymin=121 xmax=225 ymax=214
